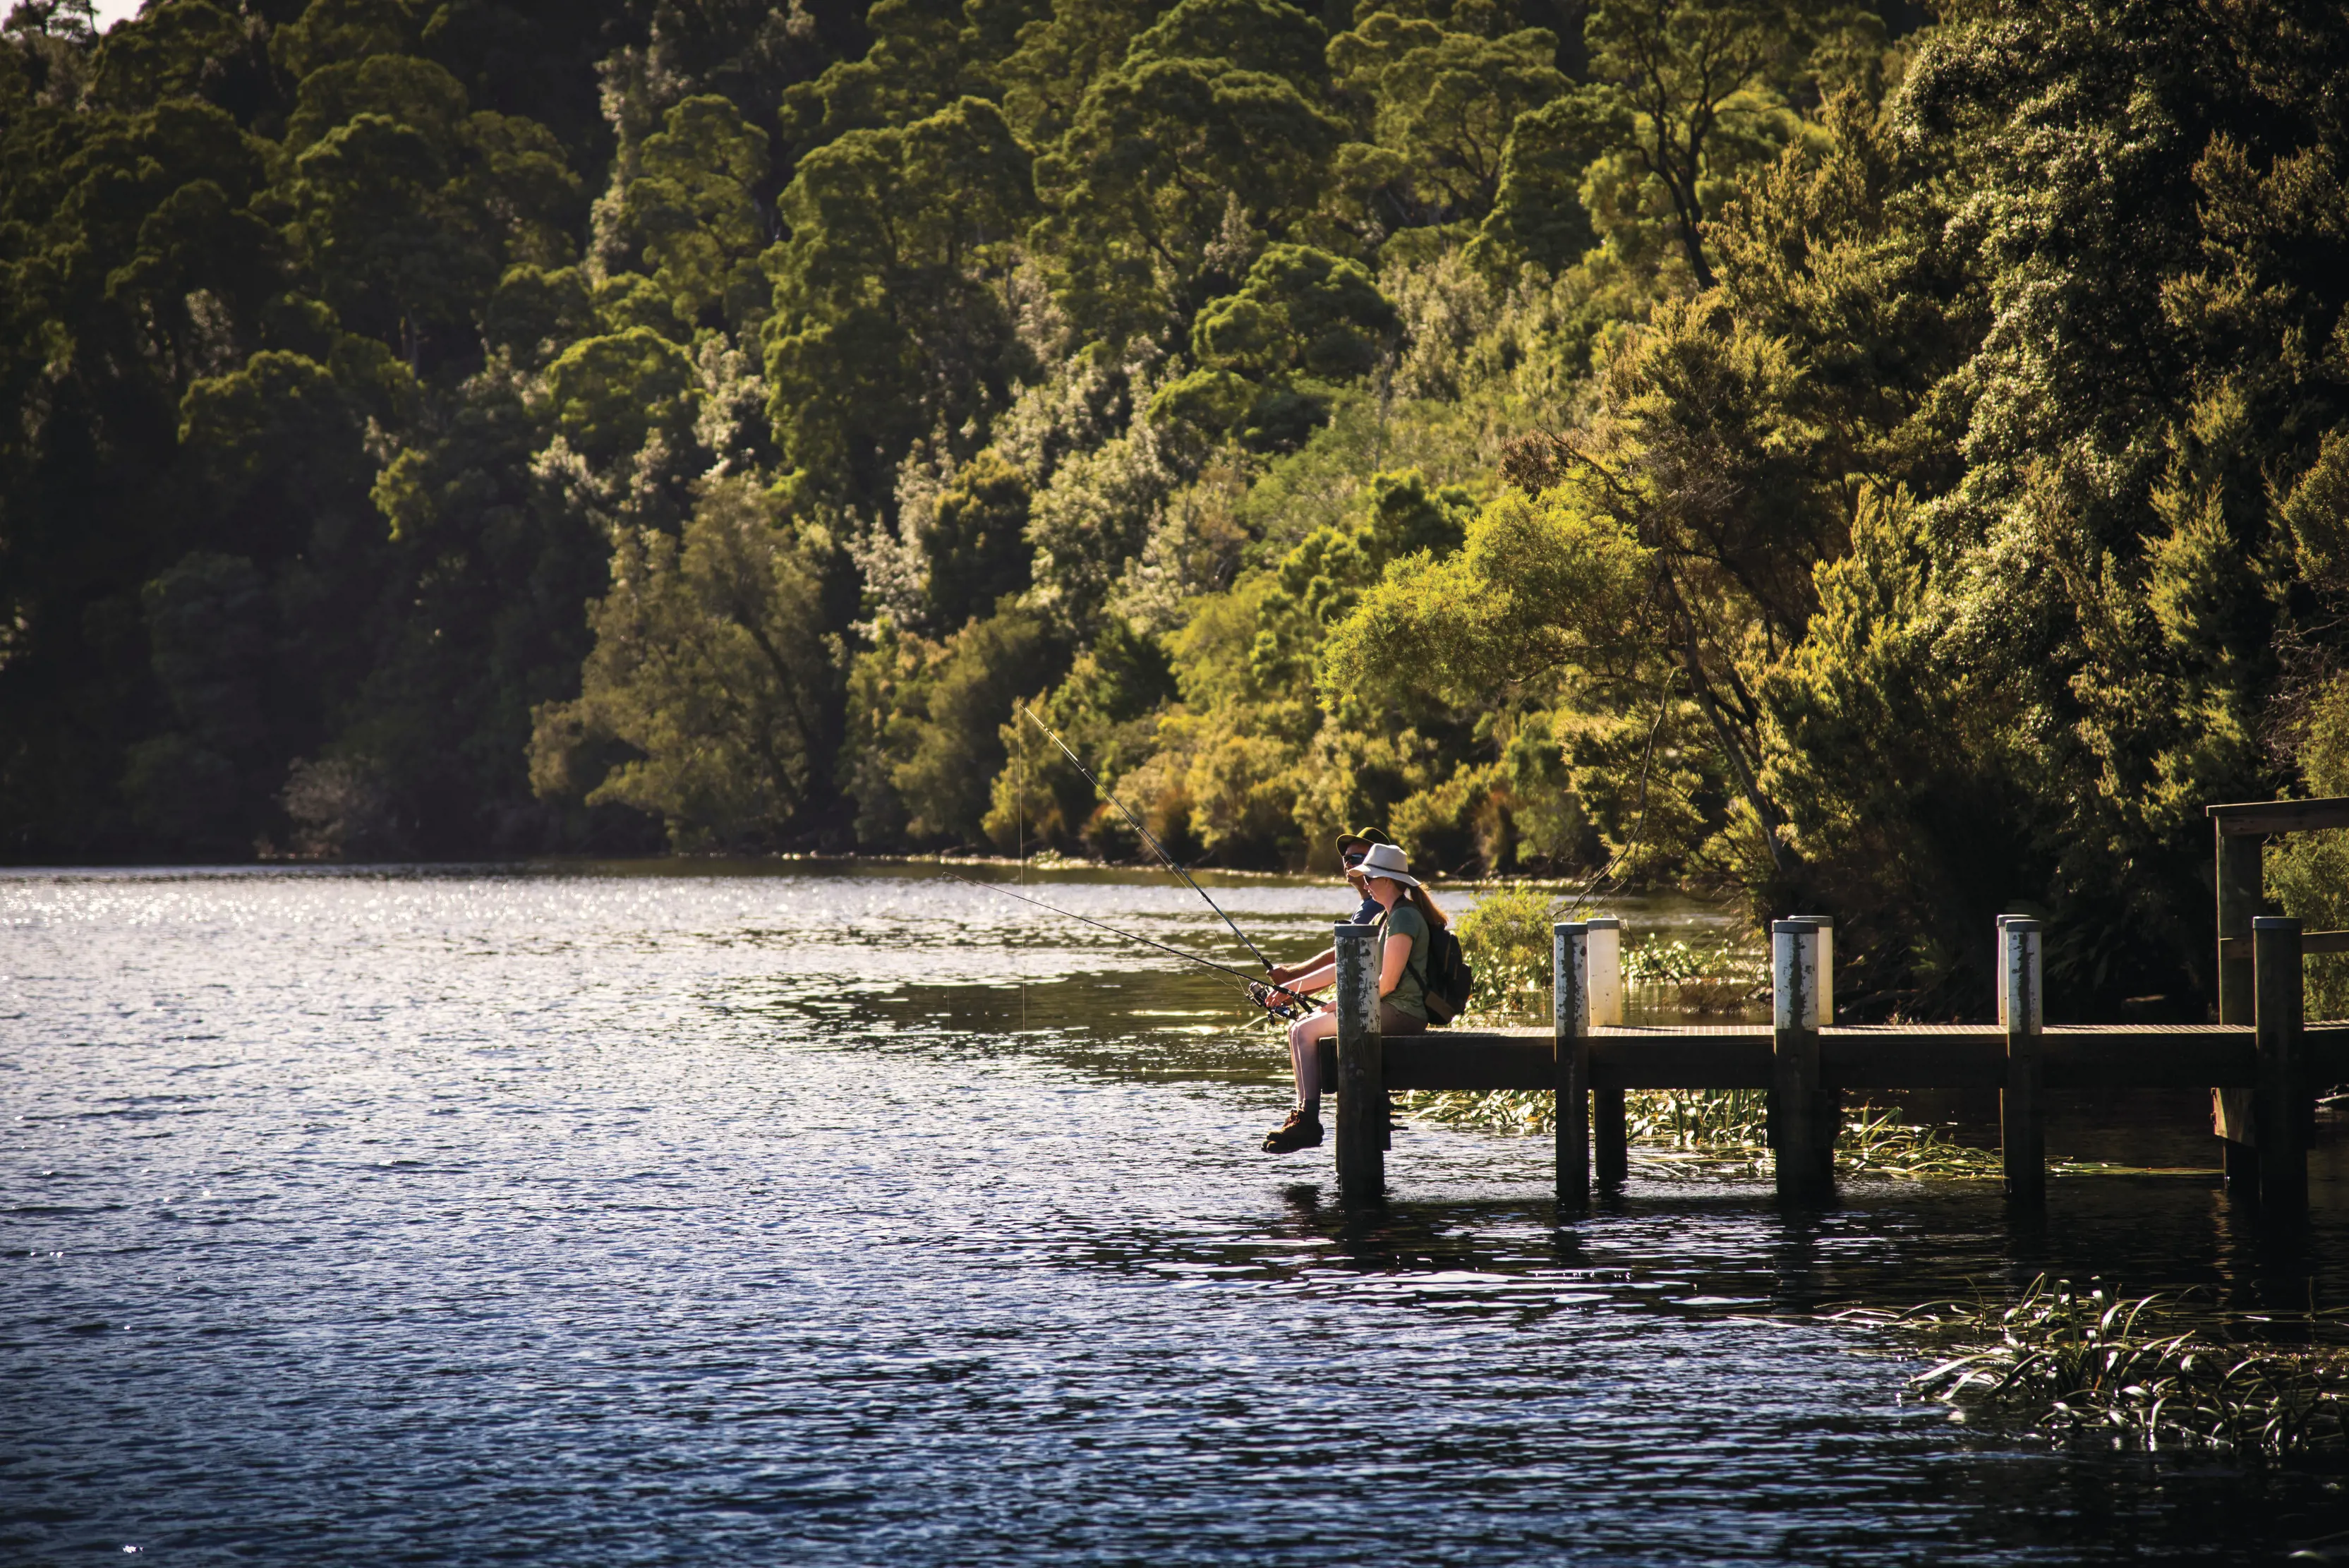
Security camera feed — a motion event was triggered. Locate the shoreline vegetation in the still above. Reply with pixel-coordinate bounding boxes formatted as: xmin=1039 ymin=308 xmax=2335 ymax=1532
xmin=6 ymin=1 xmax=2348 ymax=1032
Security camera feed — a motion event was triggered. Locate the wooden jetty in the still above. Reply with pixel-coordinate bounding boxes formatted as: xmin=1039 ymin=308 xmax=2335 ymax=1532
xmin=2211 ymin=795 xmax=2349 ymax=1190
xmin=1321 ymin=897 xmax=2343 ymax=1213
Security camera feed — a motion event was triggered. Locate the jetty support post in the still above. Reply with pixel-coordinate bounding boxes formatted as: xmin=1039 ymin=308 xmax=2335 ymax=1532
xmin=1789 ymin=915 xmax=1836 ymax=1020
xmin=1586 ymin=917 xmax=1627 ymax=1186
xmin=1791 ymin=915 xmax=1840 ymax=1171
xmin=1334 ymin=922 xmax=1384 ymax=1201
xmin=2254 ymin=916 xmax=2307 ymax=1215
xmin=1554 ymin=922 xmax=1590 ymax=1211
xmin=1770 ymin=919 xmax=1830 ymax=1202
xmin=2215 ymin=821 xmax=2263 ymax=1188
xmin=2000 ymin=917 xmax=2045 ymax=1204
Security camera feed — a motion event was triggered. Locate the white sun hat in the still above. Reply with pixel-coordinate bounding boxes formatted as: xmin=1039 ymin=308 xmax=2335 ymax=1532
xmin=1356 ymin=841 xmax=1422 ymax=888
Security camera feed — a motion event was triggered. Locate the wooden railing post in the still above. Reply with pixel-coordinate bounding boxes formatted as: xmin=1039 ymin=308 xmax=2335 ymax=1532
xmin=1790 ymin=915 xmax=1835 ymax=1020
xmin=2254 ymin=916 xmax=2307 ymax=1214
xmin=2215 ymin=823 xmax=2263 ymax=1188
xmin=1554 ymin=922 xmax=1589 ymax=1211
xmin=1995 ymin=913 xmax=2015 ymax=1025
xmin=1791 ymin=914 xmax=1840 ymax=1175
xmin=1334 ymin=923 xmax=1384 ymax=1201
xmin=2000 ymin=917 xmax=2045 ymax=1203
xmin=1586 ymin=917 xmax=1627 ymax=1186
xmin=1771 ymin=919 xmax=1829 ymax=1202
xmin=1586 ymin=917 xmax=1623 ymax=1023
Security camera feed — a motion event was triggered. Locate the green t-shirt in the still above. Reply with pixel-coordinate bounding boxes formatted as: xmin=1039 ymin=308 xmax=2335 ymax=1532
xmin=1379 ymin=903 xmax=1430 ymax=1022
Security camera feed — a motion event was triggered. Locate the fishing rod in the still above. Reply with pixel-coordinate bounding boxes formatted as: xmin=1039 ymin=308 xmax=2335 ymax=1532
xmin=1017 ymin=706 xmax=1276 ymax=975
xmin=937 ymin=866 xmax=1315 ymax=1018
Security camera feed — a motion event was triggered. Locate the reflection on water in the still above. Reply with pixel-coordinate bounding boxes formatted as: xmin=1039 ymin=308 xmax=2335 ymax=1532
xmin=6 ymin=862 xmax=2349 ymax=1565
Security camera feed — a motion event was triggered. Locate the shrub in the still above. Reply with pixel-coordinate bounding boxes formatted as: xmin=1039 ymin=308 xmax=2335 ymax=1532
xmin=1452 ymin=886 xmax=1566 ymax=1008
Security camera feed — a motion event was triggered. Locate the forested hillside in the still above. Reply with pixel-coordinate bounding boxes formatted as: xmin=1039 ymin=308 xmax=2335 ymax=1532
xmin=4 ymin=0 xmax=2346 ymax=1013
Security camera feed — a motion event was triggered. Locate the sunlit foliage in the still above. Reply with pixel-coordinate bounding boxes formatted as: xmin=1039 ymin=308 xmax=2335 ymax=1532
xmin=4 ymin=0 xmax=2347 ymax=1023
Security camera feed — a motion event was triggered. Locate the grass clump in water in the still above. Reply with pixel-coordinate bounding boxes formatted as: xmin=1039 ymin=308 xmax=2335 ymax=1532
xmin=1396 ymin=1087 xmax=2005 ymax=1178
xmin=1833 ymin=1277 xmax=2349 ymax=1455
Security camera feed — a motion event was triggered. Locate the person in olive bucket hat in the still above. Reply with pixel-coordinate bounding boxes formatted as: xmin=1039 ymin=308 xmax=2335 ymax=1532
xmin=1262 ymin=828 xmax=1389 ymax=997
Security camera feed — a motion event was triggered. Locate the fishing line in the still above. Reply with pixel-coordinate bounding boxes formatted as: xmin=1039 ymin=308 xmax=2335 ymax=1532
xmin=1562 ymin=676 xmax=1674 ymax=921
xmin=1017 ymin=706 xmax=1274 ymax=974
xmin=938 ymin=866 xmax=1315 ymax=1015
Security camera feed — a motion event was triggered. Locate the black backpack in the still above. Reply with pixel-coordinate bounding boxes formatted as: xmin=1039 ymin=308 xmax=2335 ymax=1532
xmin=1420 ymin=921 xmax=1475 ymax=1025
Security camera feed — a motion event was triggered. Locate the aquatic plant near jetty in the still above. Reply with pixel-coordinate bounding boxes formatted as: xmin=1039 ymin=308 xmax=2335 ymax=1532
xmin=1395 ymin=1087 xmax=2006 ymax=1179
xmin=1834 ymin=1278 xmax=2349 ymax=1456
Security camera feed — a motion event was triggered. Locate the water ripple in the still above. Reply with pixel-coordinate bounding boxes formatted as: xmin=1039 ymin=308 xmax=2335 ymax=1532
xmin=4 ymin=864 xmax=2347 ymax=1564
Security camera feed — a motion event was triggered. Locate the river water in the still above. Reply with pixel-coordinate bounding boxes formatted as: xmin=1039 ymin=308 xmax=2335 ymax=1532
xmin=8 ymin=862 xmax=2349 ymax=1564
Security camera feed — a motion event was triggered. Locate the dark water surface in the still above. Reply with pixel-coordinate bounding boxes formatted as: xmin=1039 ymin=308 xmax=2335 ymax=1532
xmin=8 ymin=863 xmax=2349 ymax=1564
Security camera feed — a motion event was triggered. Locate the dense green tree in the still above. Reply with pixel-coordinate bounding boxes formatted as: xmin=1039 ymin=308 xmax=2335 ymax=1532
xmin=778 ymin=0 xmax=971 ymax=155
xmin=920 ymin=447 xmax=1034 ymax=631
xmin=764 ymin=92 xmax=1035 ymax=509
xmin=842 ymin=605 xmax=1057 ymax=845
xmin=1033 ymin=1 xmax=1347 ymax=340
xmin=1327 ymin=11 xmax=1569 ymax=234
xmin=1468 ymin=86 xmax=1618 ymax=270
xmin=993 ymin=0 xmax=1171 ymax=150
xmin=1154 ymin=242 xmax=1398 ymax=448
xmin=1581 ymin=0 xmax=1813 ymax=288
xmin=530 ymin=477 xmax=840 ymax=850
xmin=615 ymin=92 xmax=770 ymax=331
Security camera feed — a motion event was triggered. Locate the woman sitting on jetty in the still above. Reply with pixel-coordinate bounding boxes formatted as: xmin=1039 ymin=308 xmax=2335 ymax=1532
xmin=1255 ymin=842 xmax=1449 ymax=1153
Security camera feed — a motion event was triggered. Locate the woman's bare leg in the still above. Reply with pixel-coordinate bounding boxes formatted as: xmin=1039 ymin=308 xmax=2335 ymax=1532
xmin=1286 ymin=1008 xmax=1338 ymax=1114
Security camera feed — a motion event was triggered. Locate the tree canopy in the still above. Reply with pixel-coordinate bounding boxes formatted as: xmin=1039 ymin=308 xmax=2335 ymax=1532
xmin=5 ymin=0 xmax=2346 ymax=1017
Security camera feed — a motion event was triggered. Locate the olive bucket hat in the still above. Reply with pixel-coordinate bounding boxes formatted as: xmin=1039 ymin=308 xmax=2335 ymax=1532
xmin=1334 ymin=826 xmax=1391 ymax=867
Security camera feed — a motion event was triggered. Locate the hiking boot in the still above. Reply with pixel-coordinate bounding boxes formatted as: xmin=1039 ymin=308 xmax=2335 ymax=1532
xmin=1262 ymin=1108 xmax=1323 ymax=1152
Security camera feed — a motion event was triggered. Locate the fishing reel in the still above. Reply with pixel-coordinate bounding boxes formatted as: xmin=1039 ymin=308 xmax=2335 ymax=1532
xmin=1248 ymin=981 xmax=1305 ymax=1023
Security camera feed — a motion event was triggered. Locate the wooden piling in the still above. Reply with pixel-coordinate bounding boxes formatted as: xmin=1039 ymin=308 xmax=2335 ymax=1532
xmin=1593 ymin=1092 xmax=1628 ymax=1186
xmin=1793 ymin=915 xmax=1840 ymax=1188
xmin=1770 ymin=920 xmax=1830 ymax=1202
xmin=2214 ymin=824 xmax=2263 ymax=1189
xmin=1554 ymin=922 xmax=1589 ymax=1210
xmin=2000 ymin=917 xmax=2045 ymax=1204
xmin=2254 ymin=916 xmax=2307 ymax=1214
xmin=1587 ymin=917 xmax=1627 ymax=1186
xmin=1586 ymin=917 xmax=1623 ymax=1023
xmin=1790 ymin=915 xmax=1835 ymax=1021
xmin=1334 ymin=924 xmax=1384 ymax=1200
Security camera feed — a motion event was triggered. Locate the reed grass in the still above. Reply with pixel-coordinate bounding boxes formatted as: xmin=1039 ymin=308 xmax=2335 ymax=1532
xmin=1395 ymin=1086 xmax=2007 ymax=1178
xmin=1831 ymin=1277 xmax=2349 ymax=1455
